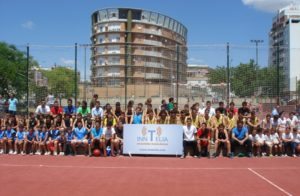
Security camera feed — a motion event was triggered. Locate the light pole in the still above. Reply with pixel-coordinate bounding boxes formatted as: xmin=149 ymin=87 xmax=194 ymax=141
xmin=250 ymin=40 xmax=264 ymax=66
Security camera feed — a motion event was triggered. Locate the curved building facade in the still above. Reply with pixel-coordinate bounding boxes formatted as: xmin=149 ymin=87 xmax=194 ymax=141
xmin=90 ymin=8 xmax=188 ymax=99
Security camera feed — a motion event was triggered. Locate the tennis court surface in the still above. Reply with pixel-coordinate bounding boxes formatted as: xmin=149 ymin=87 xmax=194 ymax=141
xmin=0 ymin=155 xmax=299 ymax=196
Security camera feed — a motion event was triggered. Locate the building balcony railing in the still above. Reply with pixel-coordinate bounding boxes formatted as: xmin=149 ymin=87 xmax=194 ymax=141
xmin=145 ymin=73 xmax=162 ymax=79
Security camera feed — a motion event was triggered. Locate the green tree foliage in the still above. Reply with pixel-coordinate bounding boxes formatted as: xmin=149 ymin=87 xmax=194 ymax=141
xmin=41 ymin=66 xmax=78 ymax=99
xmin=208 ymin=60 xmax=284 ymax=98
xmin=0 ymin=42 xmax=37 ymax=98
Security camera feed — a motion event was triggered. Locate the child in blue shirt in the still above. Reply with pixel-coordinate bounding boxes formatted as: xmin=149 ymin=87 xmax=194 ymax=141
xmin=64 ymin=127 xmax=74 ymax=155
xmin=0 ymin=125 xmax=6 ymax=154
xmin=14 ymin=125 xmax=26 ymax=155
xmin=4 ymin=124 xmax=16 ymax=154
xmin=37 ymin=125 xmax=48 ymax=155
xmin=47 ymin=125 xmax=60 ymax=155
xmin=25 ymin=127 xmax=37 ymax=155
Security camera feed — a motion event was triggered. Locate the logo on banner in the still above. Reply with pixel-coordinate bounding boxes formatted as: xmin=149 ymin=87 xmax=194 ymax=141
xmin=137 ymin=126 xmax=168 ymax=143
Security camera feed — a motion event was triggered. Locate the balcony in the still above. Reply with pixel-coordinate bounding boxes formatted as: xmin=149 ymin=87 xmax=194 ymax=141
xmin=145 ymin=73 xmax=162 ymax=79
xmin=143 ymin=51 xmax=162 ymax=57
xmin=144 ymin=62 xmax=164 ymax=68
xmin=144 ymin=28 xmax=162 ymax=36
xmin=143 ymin=39 xmax=162 ymax=46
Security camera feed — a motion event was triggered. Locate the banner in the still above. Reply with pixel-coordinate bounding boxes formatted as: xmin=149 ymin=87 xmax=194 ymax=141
xmin=123 ymin=124 xmax=183 ymax=155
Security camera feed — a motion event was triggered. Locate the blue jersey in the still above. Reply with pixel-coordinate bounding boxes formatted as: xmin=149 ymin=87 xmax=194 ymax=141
xmin=91 ymin=127 xmax=103 ymax=139
xmin=49 ymin=129 xmax=60 ymax=140
xmin=66 ymin=132 xmax=74 ymax=142
xmin=38 ymin=131 xmax=48 ymax=141
xmin=26 ymin=132 xmax=36 ymax=141
xmin=5 ymin=129 xmax=16 ymax=139
xmin=74 ymin=127 xmax=87 ymax=140
xmin=8 ymin=98 xmax=18 ymax=111
xmin=133 ymin=114 xmax=143 ymax=124
xmin=232 ymin=127 xmax=248 ymax=140
xmin=64 ymin=106 xmax=76 ymax=115
xmin=16 ymin=131 xmax=26 ymax=140
xmin=0 ymin=130 xmax=5 ymax=139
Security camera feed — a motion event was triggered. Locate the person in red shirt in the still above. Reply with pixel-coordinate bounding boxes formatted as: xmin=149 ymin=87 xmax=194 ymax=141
xmin=197 ymin=122 xmax=211 ymax=158
xmin=227 ymin=101 xmax=238 ymax=115
xmin=50 ymin=101 xmax=63 ymax=118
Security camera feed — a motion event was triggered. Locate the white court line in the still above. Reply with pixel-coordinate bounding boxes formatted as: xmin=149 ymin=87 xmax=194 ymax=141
xmin=0 ymin=163 xmax=300 ymax=171
xmin=248 ymin=168 xmax=293 ymax=196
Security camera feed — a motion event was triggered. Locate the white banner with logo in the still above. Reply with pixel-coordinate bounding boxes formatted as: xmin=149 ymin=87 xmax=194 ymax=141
xmin=123 ymin=124 xmax=183 ymax=155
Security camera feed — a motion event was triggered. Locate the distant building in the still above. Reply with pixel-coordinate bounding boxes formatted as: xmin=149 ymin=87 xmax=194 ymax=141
xmin=90 ymin=8 xmax=188 ymax=98
xmin=187 ymin=64 xmax=211 ymax=98
xmin=268 ymin=4 xmax=300 ymax=91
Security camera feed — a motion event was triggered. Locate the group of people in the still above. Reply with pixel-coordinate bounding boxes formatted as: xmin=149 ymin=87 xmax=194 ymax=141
xmin=0 ymin=93 xmax=299 ymax=159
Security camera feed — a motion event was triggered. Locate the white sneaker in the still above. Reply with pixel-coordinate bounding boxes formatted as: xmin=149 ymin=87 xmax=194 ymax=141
xmin=54 ymin=152 xmax=58 ymax=156
xmin=36 ymin=151 xmax=41 ymax=155
xmin=0 ymin=149 xmax=3 ymax=154
xmin=9 ymin=150 xmax=13 ymax=154
xmin=13 ymin=151 xmax=17 ymax=155
xmin=293 ymin=154 xmax=296 ymax=157
xmin=45 ymin=152 xmax=50 ymax=155
xmin=60 ymin=152 xmax=64 ymax=156
xmin=21 ymin=152 xmax=25 ymax=156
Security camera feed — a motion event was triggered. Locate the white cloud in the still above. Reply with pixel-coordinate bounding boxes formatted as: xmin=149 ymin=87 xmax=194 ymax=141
xmin=21 ymin=20 xmax=35 ymax=30
xmin=188 ymin=57 xmax=204 ymax=64
xmin=61 ymin=58 xmax=75 ymax=66
xmin=242 ymin=0 xmax=300 ymax=13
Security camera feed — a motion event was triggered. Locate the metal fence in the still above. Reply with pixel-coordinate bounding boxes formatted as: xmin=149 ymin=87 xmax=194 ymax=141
xmin=1 ymin=42 xmax=300 ymax=115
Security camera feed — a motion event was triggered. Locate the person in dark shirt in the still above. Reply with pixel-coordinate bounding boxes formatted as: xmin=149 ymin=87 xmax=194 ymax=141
xmin=216 ymin=101 xmax=227 ymax=116
xmin=238 ymin=101 xmax=251 ymax=119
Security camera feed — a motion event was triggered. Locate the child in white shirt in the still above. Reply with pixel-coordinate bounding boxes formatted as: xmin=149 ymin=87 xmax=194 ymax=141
xmin=270 ymin=128 xmax=281 ymax=156
xmin=254 ymin=128 xmax=265 ymax=157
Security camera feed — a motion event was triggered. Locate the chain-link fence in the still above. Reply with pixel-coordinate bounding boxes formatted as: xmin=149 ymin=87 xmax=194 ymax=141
xmin=1 ymin=42 xmax=300 ymax=116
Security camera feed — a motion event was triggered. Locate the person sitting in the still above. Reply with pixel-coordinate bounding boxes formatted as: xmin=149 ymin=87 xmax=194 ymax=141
xmin=214 ymin=124 xmax=232 ymax=158
xmin=231 ymin=120 xmax=252 ymax=157
xmin=197 ymin=122 xmax=211 ymax=158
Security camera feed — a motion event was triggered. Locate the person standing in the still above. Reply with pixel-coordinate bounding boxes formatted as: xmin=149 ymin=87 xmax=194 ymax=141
xmin=8 ymin=93 xmax=18 ymax=115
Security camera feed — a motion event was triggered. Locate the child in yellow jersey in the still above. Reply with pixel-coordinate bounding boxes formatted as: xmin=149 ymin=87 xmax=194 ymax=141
xmin=247 ymin=111 xmax=260 ymax=134
xmin=190 ymin=108 xmax=200 ymax=129
xmin=144 ymin=110 xmax=157 ymax=124
xmin=224 ymin=110 xmax=237 ymax=137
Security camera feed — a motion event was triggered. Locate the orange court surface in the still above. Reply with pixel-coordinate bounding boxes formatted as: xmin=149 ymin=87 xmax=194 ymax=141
xmin=0 ymin=155 xmax=299 ymax=196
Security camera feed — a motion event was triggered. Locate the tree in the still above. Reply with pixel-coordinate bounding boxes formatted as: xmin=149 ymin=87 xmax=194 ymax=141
xmin=230 ymin=60 xmax=258 ymax=97
xmin=0 ymin=42 xmax=38 ymax=98
xmin=41 ymin=66 xmax=78 ymax=99
xmin=208 ymin=59 xmax=285 ymax=98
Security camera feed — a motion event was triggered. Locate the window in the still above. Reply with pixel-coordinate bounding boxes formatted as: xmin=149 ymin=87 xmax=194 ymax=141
xmin=158 ymin=14 xmax=164 ymax=26
xmin=98 ymin=25 xmax=105 ymax=32
xmin=108 ymin=56 xmax=120 ymax=64
xmin=107 ymin=45 xmax=120 ymax=54
xmin=108 ymin=9 xmax=118 ymax=19
xmin=98 ymin=57 xmax=105 ymax=66
xmin=169 ymin=19 xmax=174 ymax=30
xmin=98 ymin=35 xmax=105 ymax=43
xmin=173 ymin=21 xmax=178 ymax=32
xmin=96 ymin=67 xmax=105 ymax=76
xmin=163 ymin=17 xmax=169 ymax=28
xmin=99 ymin=10 xmax=108 ymax=21
xmin=96 ymin=46 xmax=105 ymax=54
xmin=150 ymin=12 xmax=158 ymax=24
xmin=108 ymin=79 xmax=120 ymax=86
xmin=108 ymin=23 xmax=120 ymax=31
xmin=141 ymin=11 xmax=150 ymax=22
xmin=108 ymin=34 xmax=120 ymax=42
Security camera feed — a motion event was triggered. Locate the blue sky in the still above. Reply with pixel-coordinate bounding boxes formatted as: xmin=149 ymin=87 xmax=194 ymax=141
xmin=1 ymin=0 xmax=299 ymax=80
